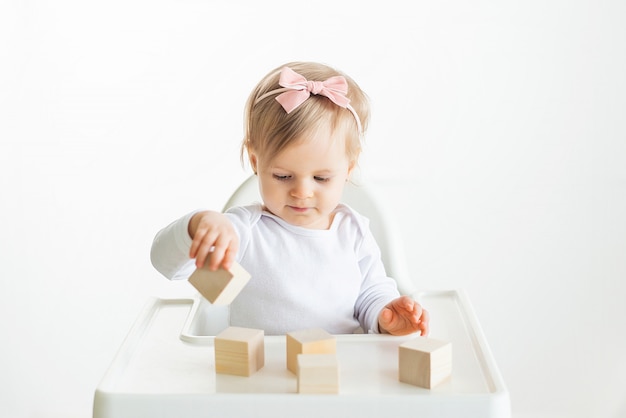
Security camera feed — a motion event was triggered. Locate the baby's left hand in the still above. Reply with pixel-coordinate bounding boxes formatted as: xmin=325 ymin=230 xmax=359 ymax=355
xmin=378 ymin=296 xmax=430 ymax=336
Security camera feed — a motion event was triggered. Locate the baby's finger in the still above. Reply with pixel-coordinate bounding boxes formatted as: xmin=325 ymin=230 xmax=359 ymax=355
xmin=194 ymin=243 xmax=214 ymax=269
xmin=419 ymin=308 xmax=430 ymax=336
xmin=207 ymin=233 xmax=237 ymax=270
xmin=222 ymin=246 xmax=238 ymax=271
xmin=189 ymin=235 xmax=201 ymax=259
xmin=194 ymin=237 xmax=220 ymax=269
xmin=413 ymin=301 xmax=423 ymax=319
xmin=189 ymin=225 xmax=211 ymax=259
xmin=207 ymin=244 xmax=227 ymax=271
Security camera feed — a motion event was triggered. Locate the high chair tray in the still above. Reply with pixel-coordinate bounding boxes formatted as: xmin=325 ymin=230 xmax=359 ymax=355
xmin=93 ymin=290 xmax=510 ymax=418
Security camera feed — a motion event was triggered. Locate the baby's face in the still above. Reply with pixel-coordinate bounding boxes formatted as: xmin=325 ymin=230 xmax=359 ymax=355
xmin=253 ymin=126 xmax=353 ymax=229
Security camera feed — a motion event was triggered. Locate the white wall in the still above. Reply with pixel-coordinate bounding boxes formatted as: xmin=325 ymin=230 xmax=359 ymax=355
xmin=1 ymin=1 xmax=625 ymax=417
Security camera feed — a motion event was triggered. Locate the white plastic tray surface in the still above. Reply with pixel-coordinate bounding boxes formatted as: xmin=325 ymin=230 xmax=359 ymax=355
xmin=94 ymin=290 xmax=510 ymax=418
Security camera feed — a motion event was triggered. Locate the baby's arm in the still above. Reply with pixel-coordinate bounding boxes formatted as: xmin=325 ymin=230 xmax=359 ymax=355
xmin=378 ymin=296 xmax=430 ymax=336
xmin=188 ymin=210 xmax=239 ymax=271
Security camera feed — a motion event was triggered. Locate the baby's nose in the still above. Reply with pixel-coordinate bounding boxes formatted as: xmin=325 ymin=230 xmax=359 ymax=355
xmin=290 ymin=180 xmax=313 ymax=199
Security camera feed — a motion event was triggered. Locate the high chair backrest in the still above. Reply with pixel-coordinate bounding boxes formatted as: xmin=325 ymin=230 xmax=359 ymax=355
xmin=222 ymin=175 xmax=417 ymax=296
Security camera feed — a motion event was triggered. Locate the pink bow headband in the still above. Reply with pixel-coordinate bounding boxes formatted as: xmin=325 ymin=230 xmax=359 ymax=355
xmin=254 ymin=67 xmax=363 ymax=134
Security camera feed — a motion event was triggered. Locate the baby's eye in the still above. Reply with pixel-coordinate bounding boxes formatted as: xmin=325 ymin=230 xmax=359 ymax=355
xmin=314 ymin=176 xmax=330 ymax=183
xmin=273 ymin=174 xmax=291 ymax=181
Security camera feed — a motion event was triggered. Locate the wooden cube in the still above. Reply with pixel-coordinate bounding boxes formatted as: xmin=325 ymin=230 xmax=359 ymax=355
xmin=214 ymin=326 xmax=264 ymax=376
xmin=188 ymin=261 xmax=250 ymax=305
xmin=297 ymin=354 xmax=339 ymax=394
xmin=286 ymin=328 xmax=336 ymax=374
xmin=399 ymin=337 xmax=452 ymax=389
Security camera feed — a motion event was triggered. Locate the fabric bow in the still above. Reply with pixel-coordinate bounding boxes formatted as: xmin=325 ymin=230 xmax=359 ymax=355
xmin=275 ymin=67 xmax=351 ymax=114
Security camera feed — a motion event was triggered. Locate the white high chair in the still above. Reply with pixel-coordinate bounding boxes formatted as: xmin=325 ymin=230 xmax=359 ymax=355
xmin=94 ymin=176 xmax=511 ymax=417
xmin=222 ymin=174 xmax=418 ymax=297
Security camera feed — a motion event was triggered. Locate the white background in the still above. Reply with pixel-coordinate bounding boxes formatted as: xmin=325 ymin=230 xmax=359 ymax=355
xmin=1 ymin=1 xmax=625 ymax=417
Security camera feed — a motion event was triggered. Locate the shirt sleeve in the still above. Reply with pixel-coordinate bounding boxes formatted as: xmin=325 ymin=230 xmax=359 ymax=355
xmin=224 ymin=205 xmax=259 ymax=262
xmin=353 ymin=216 xmax=401 ymax=333
xmin=150 ymin=211 xmax=197 ymax=281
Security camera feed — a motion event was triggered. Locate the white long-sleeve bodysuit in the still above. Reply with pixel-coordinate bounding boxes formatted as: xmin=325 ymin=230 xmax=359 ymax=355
xmin=150 ymin=204 xmax=400 ymax=335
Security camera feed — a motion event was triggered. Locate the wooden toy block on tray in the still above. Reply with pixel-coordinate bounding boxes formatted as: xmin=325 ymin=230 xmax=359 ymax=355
xmin=214 ymin=326 xmax=264 ymax=377
xmin=286 ymin=328 xmax=336 ymax=374
xmin=188 ymin=261 xmax=250 ymax=305
xmin=399 ymin=337 xmax=452 ymax=389
xmin=297 ymin=354 xmax=339 ymax=394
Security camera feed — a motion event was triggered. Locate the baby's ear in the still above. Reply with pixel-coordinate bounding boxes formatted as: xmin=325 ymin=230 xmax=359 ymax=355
xmin=249 ymin=153 xmax=258 ymax=174
xmin=347 ymin=160 xmax=357 ymax=179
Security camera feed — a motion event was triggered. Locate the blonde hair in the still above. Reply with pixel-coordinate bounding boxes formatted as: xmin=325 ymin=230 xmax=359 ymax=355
xmin=241 ymin=61 xmax=370 ymax=169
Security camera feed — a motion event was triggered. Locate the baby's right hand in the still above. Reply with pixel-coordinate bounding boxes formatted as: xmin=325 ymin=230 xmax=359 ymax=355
xmin=188 ymin=211 xmax=239 ymax=271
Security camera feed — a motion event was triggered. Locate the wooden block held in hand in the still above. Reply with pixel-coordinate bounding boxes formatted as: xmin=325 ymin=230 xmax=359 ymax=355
xmin=188 ymin=261 xmax=250 ymax=305
xmin=286 ymin=328 xmax=336 ymax=374
xmin=399 ymin=337 xmax=452 ymax=389
xmin=214 ymin=326 xmax=264 ymax=376
xmin=297 ymin=354 xmax=339 ymax=394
